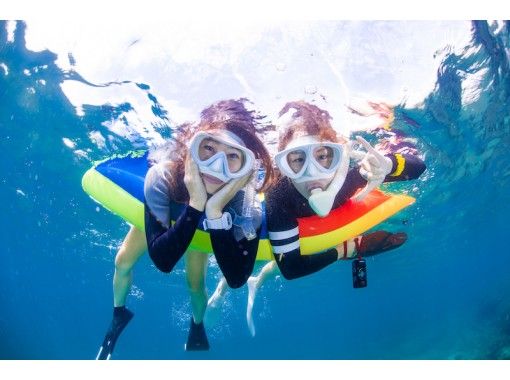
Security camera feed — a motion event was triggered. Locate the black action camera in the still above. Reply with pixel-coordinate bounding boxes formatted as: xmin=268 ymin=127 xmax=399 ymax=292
xmin=352 ymin=258 xmax=367 ymax=288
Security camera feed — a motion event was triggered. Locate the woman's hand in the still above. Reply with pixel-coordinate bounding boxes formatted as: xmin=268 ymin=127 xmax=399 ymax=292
xmin=350 ymin=136 xmax=393 ymax=202
xmin=205 ymin=171 xmax=254 ymax=219
xmin=184 ymin=152 xmax=208 ymax=211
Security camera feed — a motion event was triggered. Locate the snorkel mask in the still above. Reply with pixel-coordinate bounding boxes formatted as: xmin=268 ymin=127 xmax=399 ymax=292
xmin=189 ymin=131 xmax=256 ymax=183
xmin=274 ymin=136 xmax=344 ymax=183
xmin=275 ymin=136 xmax=350 ymax=217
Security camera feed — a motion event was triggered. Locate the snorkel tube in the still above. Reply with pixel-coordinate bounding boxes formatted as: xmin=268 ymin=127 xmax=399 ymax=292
xmin=232 ymin=159 xmax=262 ymax=241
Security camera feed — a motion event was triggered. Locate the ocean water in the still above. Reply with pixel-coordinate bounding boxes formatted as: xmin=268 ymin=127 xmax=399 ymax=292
xmin=1 ymin=20 xmax=510 ymax=360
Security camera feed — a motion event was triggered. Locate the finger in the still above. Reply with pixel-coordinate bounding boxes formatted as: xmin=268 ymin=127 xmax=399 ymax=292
xmin=352 ymin=178 xmax=382 ymax=202
xmin=359 ymin=164 xmax=375 ymax=180
xmin=184 ymin=152 xmax=194 ymax=175
xmin=232 ymin=171 xmax=253 ymax=192
xmin=359 ymin=168 xmax=370 ymax=180
xmin=360 ymin=160 xmax=372 ymax=174
xmin=244 ymin=170 xmax=255 ymax=185
xmin=188 ymin=159 xmax=200 ymax=177
xmin=366 ymin=154 xmax=381 ymax=168
xmin=355 ymin=136 xmax=387 ymax=162
xmin=350 ymin=150 xmax=366 ymax=161
xmin=364 ymin=171 xmax=373 ymax=180
xmin=223 ymin=175 xmax=246 ymax=193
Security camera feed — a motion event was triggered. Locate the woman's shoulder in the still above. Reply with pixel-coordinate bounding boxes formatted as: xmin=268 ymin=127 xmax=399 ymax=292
xmin=144 ymin=162 xmax=175 ymax=204
xmin=144 ymin=162 xmax=174 ymax=227
xmin=145 ymin=162 xmax=172 ymax=188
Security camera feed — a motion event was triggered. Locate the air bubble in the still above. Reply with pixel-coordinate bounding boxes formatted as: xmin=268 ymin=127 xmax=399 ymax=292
xmin=62 ymin=137 xmax=76 ymax=149
xmin=304 ymin=85 xmax=317 ymax=95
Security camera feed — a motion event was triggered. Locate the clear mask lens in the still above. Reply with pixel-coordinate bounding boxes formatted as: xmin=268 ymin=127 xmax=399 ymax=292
xmin=278 ymin=142 xmax=343 ymax=180
xmin=286 ymin=149 xmax=307 ymax=173
xmin=312 ymin=145 xmax=335 ymax=169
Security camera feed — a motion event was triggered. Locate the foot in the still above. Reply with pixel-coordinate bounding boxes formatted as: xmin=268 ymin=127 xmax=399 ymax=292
xmin=246 ymin=277 xmax=258 ymax=337
xmin=357 ymin=231 xmax=407 ymax=256
xmin=185 ymin=318 xmax=210 ymax=351
xmin=96 ymin=307 xmax=134 ymax=360
xmin=204 ymin=292 xmax=226 ymax=329
xmin=204 ymin=279 xmax=228 ymax=329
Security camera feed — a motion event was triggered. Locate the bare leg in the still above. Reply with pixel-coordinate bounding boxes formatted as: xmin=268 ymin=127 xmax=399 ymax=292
xmin=113 ymin=226 xmax=147 ymax=307
xmin=97 ymin=226 xmax=146 ymax=360
xmin=243 ymin=232 xmax=386 ymax=337
xmin=246 ymin=260 xmax=278 ymax=337
xmin=204 ymin=276 xmax=228 ymax=329
xmin=184 ymin=250 xmax=210 ymax=351
xmin=185 ymin=250 xmax=209 ymax=324
xmin=208 ymin=277 xmax=228 ymax=307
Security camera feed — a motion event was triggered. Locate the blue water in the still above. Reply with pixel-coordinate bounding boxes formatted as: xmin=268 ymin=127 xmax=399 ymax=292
xmin=1 ymin=20 xmax=510 ymax=360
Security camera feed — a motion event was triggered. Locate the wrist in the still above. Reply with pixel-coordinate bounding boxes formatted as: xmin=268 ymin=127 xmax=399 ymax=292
xmin=202 ymin=211 xmax=233 ymax=231
xmin=189 ymin=199 xmax=205 ymax=212
xmin=205 ymin=207 xmax=223 ymax=220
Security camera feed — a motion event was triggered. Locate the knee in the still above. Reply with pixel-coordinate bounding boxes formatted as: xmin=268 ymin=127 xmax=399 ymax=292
xmin=186 ymin=273 xmax=205 ymax=294
xmin=114 ymin=247 xmax=136 ymax=274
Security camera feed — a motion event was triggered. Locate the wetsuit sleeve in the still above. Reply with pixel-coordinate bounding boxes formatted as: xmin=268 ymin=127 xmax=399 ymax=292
xmin=266 ymin=187 xmax=337 ymax=281
xmin=145 ymin=203 xmax=203 ymax=273
xmin=209 ymin=229 xmax=259 ymax=289
xmin=143 ymin=164 xmax=203 ymax=273
xmin=384 ymin=153 xmax=426 ymax=182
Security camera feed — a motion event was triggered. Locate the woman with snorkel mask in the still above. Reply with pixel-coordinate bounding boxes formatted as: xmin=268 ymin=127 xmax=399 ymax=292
xmin=206 ymin=101 xmax=426 ymax=337
xmin=147 ymin=101 xmax=273 ymax=351
xmin=266 ymin=100 xmax=425 ymax=273
xmin=96 ymin=99 xmax=273 ymax=358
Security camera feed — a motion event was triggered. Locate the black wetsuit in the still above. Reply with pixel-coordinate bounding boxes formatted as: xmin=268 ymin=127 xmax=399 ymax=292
xmin=266 ymin=153 xmax=426 ymax=280
xmin=144 ymin=163 xmax=260 ymax=288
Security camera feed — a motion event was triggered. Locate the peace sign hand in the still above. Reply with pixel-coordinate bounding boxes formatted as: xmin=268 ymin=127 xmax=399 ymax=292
xmin=350 ymin=136 xmax=393 ymax=202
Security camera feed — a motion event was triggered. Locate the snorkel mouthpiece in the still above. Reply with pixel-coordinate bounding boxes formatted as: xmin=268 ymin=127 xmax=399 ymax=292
xmin=308 ymin=188 xmax=336 ymax=217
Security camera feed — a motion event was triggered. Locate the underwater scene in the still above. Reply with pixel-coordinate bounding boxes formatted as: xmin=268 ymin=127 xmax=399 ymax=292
xmin=1 ymin=20 xmax=510 ymax=360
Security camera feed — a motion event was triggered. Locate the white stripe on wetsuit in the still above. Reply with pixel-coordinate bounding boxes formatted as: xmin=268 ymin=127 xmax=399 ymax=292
xmin=268 ymin=226 xmax=299 ymax=254
xmin=272 ymin=240 xmax=300 ymax=254
xmin=268 ymin=227 xmax=299 ymax=240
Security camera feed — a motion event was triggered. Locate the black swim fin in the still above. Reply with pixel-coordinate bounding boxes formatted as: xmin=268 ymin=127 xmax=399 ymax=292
xmin=96 ymin=307 xmax=134 ymax=360
xmin=185 ymin=318 xmax=210 ymax=351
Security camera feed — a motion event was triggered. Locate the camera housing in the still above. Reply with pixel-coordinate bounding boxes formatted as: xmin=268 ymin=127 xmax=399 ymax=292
xmin=352 ymin=258 xmax=367 ymax=288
